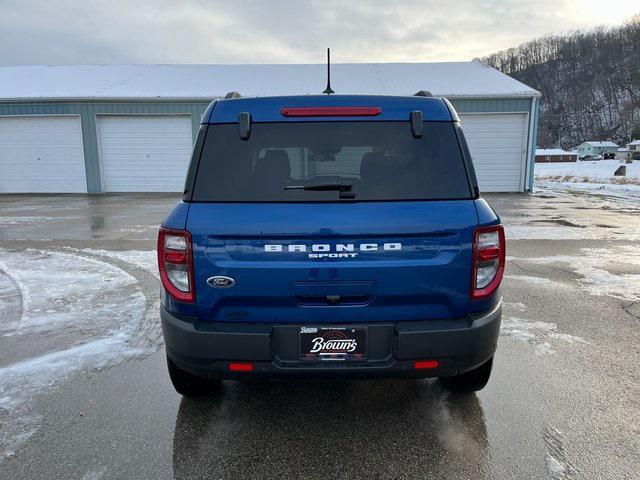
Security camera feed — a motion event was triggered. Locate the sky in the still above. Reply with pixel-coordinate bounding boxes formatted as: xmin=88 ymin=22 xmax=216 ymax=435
xmin=0 ymin=0 xmax=638 ymax=66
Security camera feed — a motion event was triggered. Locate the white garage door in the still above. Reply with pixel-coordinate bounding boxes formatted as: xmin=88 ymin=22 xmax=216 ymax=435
xmin=459 ymin=113 xmax=528 ymax=192
xmin=98 ymin=115 xmax=193 ymax=192
xmin=0 ymin=116 xmax=86 ymax=193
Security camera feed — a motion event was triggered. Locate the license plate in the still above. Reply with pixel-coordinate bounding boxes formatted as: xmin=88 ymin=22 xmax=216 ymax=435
xmin=299 ymin=327 xmax=367 ymax=361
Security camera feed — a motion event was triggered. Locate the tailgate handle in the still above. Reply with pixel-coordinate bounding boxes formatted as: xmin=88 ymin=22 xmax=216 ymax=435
xmin=325 ymin=294 xmax=341 ymax=305
xmin=294 ymin=294 xmax=371 ymax=306
xmin=291 ymin=281 xmax=376 ymax=306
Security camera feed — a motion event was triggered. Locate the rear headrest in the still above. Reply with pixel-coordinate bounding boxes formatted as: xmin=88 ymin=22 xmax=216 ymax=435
xmin=360 ymin=151 xmax=389 ymax=184
xmin=254 ymin=149 xmax=291 ymax=179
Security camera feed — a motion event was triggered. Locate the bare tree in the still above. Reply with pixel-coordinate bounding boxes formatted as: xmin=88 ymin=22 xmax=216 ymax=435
xmin=477 ymin=14 xmax=640 ymax=149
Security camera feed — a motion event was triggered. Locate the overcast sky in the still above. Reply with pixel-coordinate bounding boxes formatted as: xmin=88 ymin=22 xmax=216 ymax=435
xmin=0 ymin=0 xmax=638 ymax=66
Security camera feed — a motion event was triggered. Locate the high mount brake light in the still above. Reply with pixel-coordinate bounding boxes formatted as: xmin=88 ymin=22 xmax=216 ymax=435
xmin=280 ymin=106 xmax=381 ymax=117
xmin=158 ymin=228 xmax=195 ymax=303
xmin=471 ymin=225 xmax=506 ymax=299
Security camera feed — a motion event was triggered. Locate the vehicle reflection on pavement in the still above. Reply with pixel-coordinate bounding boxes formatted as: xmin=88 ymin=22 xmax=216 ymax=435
xmin=172 ymin=379 xmax=489 ymax=479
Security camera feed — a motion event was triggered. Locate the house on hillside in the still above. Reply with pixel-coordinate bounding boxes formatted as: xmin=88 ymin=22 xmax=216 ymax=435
xmin=617 ymin=140 xmax=640 ymax=161
xmin=616 ymin=147 xmax=630 ymax=160
xmin=576 ymin=141 xmax=619 ymax=158
xmin=535 ymin=148 xmax=578 ymax=163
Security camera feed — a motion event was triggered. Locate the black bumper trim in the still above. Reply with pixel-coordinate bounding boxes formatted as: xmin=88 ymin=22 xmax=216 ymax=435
xmin=161 ymin=302 xmax=501 ymax=380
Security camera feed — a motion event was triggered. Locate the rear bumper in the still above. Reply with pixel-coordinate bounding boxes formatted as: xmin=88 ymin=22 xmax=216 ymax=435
xmin=161 ymin=302 xmax=501 ymax=380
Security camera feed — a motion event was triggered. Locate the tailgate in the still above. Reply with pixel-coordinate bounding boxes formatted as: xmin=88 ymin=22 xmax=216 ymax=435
xmin=187 ymin=200 xmax=478 ymax=323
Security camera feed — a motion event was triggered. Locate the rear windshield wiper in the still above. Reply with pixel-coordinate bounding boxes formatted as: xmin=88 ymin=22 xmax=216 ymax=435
xmin=285 ymin=182 xmax=355 ymax=199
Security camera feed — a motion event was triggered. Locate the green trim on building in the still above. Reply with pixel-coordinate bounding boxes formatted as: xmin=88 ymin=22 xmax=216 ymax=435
xmin=449 ymin=97 xmax=532 ymax=113
xmin=1 ymin=97 xmax=538 ymax=193
xmin=528 ymin=97 xmax=541 ymax=191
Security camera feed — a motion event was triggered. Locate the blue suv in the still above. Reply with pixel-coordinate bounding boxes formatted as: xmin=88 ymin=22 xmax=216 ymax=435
xmin=158 ymin=94 xmax=504 ymax=396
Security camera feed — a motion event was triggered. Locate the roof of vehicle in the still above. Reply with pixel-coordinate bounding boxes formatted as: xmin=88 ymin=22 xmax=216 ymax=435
xmin=205 ymin=95 xmax=454 ymax=123
xmin=0 ymin=62 xmax=540 ymax=101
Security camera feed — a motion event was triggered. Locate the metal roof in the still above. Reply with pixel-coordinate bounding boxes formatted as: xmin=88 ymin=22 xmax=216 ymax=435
xmin=582 ymin=141 xmax=620 ymax=147
xmin=0 ymin=62 xmax=541 ymax=102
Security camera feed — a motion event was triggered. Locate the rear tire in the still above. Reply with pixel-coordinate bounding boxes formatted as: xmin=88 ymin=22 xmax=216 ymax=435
xmin=439 ymin=356 xmax=493 ymax=393
xmin=167 ymin=355 xmax=221 ymax=397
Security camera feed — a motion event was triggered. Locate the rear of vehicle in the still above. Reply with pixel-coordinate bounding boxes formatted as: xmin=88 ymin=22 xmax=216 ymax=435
xmin=159 ymin=95 xmax=504 ymax=396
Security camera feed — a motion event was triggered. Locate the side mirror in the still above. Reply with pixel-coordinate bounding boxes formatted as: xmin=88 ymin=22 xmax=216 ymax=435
xmin=410 ymin=110 xmax=423 ymax=138
xmin=238 ymin=112 xmax=251 ymax=140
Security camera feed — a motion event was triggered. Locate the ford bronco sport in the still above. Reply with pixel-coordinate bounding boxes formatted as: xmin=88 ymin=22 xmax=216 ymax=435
xmin=158 ymin=94 xmax=504 ymax=396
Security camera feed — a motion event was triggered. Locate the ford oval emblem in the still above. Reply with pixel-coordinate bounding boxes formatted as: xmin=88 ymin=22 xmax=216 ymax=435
xmin=207 ymin=276 xmax=235 ymax=288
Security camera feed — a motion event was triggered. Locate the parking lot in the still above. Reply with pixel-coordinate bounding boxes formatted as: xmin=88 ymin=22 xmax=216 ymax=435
xmin=1 ymin=190 xmax=639 ymax=479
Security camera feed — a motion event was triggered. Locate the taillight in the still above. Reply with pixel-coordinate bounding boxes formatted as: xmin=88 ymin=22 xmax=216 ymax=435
xmin=157 ymin=228 xmax=195 ymax=303
xmin=471 ymin=225 xmax=505 ymax=299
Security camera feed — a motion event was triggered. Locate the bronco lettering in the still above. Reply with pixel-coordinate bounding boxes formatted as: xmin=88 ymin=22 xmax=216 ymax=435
xmin=264 ymin=242 xmax=402 ymax=259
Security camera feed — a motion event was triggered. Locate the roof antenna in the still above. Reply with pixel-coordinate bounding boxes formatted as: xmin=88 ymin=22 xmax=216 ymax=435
xmin=323 ymin=48 xmax=335 ymax=95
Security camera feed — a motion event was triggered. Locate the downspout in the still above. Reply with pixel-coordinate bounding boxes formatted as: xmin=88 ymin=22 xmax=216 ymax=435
xmin=525 ymin=96 xmax=540 ymax=192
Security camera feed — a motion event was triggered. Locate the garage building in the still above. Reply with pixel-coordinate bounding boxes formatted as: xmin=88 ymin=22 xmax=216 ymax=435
xmin=0 ymin=63 xmax=540 ymax=194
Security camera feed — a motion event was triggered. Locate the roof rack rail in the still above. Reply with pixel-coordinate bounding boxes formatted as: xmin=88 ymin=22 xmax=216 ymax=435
xmin=224 ymin=91 xmax=242 ymax=99
xmin=414 ymin=90 xmax=433 ymax=97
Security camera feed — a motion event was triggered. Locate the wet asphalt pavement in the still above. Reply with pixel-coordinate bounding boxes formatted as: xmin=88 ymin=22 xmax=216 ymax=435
xmin=0 ymin=190 xmax=639 ymax=479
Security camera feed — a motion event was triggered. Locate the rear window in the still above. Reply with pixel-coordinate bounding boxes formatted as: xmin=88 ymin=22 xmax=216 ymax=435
xmin=192 ymin=122 xmax=471 ymax=202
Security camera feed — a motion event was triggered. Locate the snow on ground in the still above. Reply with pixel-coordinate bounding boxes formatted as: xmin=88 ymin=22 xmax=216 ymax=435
xmin=80 ymin=249 xmax=158 ymax=278
xmin=511 ymin=246 xmax=640 ymax=302
xmin=508 ymin=170 xmax=640 ymax=240
xmin=0 ymin=216 xmax=48 ymax=225
xmin=535 ymin=160 xmax=640 ymax=206
xmin=502 ymin=245 xmax=640 ymax=354
xmin=505 ymin=274 xmax=566 ymax=288
xmin=537 ymin=180 xmax=640 ymax=207
xmin=535 ymin=159 xmax=640 ymax=184
xmin=500 ymin=301 xmax=588 ymax=355
xmin=0 ymin=249 xmax=154 ymax=462
xmin=0 ymin=250 xmax=142 ymax=336
xmin=506 ymin=223 xmax=640 ymax=241
xmin=501 ymin=317 xmax=588 ymax=355
xmin=0 ymin=271 xmax=22 ymax=333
